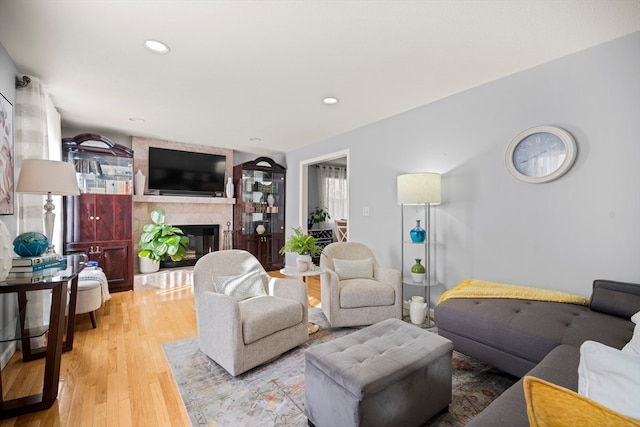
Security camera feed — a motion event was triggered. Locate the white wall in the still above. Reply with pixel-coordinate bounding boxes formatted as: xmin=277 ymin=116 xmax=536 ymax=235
xmin=285 ymin=32 xmax=640 ymax=300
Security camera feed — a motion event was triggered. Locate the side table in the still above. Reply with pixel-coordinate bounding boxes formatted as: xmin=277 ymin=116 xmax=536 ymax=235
xmin=279 ymin=267 xmax=326 ymax=334
xmin=0 ymin=253 xmax=87 ymax=419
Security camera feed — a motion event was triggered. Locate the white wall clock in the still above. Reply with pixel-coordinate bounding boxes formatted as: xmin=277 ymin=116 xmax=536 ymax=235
xmin=505 ymin=126 xmax=577 ymax=183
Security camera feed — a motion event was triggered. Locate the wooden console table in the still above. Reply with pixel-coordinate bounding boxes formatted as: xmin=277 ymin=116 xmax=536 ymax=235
xmin=0 ymin=254 xmax=87 ymax=419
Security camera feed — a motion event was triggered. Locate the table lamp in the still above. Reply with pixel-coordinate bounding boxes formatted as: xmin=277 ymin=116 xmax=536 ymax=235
xmin=16 ymin=159 xmax=80 ymax=254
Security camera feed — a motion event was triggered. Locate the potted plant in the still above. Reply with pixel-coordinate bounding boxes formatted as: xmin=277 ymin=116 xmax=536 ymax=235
xmin=138 ymin=208 xmax=189 ymax=273
xmin=279 ymin=227 xmax=324 ymax=272
xmin=310 ymin=205 xmax=331 ymax=229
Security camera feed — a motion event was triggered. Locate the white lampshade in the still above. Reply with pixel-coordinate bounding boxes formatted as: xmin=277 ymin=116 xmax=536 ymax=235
xmin=397 ymin=173 xmax=441 ymax=205
xmin=17 ymin=159 xmax=80 ymax=195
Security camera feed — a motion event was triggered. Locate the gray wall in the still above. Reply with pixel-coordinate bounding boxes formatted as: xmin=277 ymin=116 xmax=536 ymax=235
xmin=285 ymin=32 xmax=640 ymax=301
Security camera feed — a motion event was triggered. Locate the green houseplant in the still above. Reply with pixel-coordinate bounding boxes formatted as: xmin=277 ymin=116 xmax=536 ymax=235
xmin=310 ymin=205 xmax=331 ymax=229
xmin=279 ymin=227 xmax=323 ymax=272
xmin=138 ymin=208 xmax=189 ymax=273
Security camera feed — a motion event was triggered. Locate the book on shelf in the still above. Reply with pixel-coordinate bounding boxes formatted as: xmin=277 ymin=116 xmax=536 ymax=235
xmin=9 ymin=258 xmax=67 ymax=273
xmin=11 ymin=253 xmax=62 ymax=267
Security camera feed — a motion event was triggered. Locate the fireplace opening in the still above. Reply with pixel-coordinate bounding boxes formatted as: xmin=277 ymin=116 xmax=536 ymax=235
xmin=160 ymin=224 xmax=220 ymax=269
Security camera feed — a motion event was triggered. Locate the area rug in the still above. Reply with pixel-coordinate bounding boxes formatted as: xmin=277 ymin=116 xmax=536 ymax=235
xmin=163 ymin=309 xmax=517 ymax=426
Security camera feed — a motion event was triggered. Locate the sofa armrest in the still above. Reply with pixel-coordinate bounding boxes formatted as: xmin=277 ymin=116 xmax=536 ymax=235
xmin=590 ymin=279 xmax=640 ymax=319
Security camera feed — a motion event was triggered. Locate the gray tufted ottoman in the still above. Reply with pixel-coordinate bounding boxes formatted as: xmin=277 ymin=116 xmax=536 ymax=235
xmin=304 ymin=318 xmax=453 ymax=427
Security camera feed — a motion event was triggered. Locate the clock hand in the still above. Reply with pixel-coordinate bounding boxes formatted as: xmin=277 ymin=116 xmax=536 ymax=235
xmin=520 ymin=149 xmax=548 ymax=164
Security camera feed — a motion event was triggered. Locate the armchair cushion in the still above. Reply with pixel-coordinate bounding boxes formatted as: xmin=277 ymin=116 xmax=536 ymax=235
xmin=240 ymin=296 xmax=304 ymax=345
xmin=213 ymin=270 xmax=267 ymax=301
xmin=333 ymin=258 xmax=374 ymax=280
xmin=340 ymin=279 xmax=396 ymax=308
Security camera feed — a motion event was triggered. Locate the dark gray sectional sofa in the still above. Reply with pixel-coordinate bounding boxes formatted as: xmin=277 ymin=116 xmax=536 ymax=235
xmin=434 ymin=279 xmax=640 ymax=426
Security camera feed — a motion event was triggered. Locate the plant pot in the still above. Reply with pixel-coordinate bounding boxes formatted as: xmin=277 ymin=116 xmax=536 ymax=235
xmin=139 ymin=256 xmax=160 ymax=274
xmin=296 ymin=254 xmax=312 ymax=272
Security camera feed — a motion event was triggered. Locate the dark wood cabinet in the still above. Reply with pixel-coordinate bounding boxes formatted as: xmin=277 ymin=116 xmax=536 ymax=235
xmin=233 ymin=157 xmax=286 ymax=270
xmin=62 ymin=134 xmax=134 ymax=292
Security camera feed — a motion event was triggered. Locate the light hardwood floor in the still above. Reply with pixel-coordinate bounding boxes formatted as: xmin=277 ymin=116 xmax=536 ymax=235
xmin=0 ymin=272 xmax=320 ymax=427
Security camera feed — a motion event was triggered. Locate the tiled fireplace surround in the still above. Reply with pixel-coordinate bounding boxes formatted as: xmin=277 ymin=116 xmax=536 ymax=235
xmin=132 ymin=137 xmax=234 ymax=285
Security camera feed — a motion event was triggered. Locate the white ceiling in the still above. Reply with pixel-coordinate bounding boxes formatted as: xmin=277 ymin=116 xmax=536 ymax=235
xmin=0 ymin=1 xmax=638 ymax=155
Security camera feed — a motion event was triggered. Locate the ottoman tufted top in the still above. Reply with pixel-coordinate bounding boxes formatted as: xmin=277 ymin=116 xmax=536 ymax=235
xmin=305 ymin=318 xmax=452 ymax=398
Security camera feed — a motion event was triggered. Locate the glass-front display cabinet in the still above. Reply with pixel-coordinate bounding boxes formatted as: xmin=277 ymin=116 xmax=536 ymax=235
xmin=233 ymin=157 xmax=286 ymax=270
xmin=62 ymin=133 xmax=134 ymax=292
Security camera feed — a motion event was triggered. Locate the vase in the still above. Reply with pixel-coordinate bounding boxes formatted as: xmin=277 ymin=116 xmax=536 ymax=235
xmin=267 ymin=193 xmax=275 ymax=207
xmin=296 ymin=254 xmax=312 ymax=272
xmin=256 ymin=224 xmax=266 ymax=234
xmin=226 ymin=177 xmax=234 ymax=198
xmin=410 ymin=300 xmax=428 ymax=324
xmin=410 ymin=219 xmax=426 ymax=243
xmin=410 ymin=258 xmax=426 ymax=283
xmin=134 ymin=170 xmax=146 ymax=195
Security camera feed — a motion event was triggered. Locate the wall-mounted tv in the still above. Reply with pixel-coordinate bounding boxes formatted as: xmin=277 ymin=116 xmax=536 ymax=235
xmin=148 ymin=147 xmax=227 ymax=196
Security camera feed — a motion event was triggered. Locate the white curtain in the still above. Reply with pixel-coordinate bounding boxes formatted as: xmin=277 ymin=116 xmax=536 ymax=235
xmin=317 ymin=165 xmax=348 ymax=221
xmin=15 ymin=76 xmax=61 ymax=247
xmin=14 ymin=76 xmax=61 ymax=344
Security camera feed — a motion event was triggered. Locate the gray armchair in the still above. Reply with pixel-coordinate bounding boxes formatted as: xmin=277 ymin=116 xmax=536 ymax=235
xmin=193 ymin=250 xmax=308 ymax=376
xmin=319 ymin=242 xmax=402 ymax=327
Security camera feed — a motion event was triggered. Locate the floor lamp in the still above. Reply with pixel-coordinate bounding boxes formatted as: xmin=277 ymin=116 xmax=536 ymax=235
xmin=16 ymin=159 xmax=80 ymax=254
xmin=397 ymin=172 xmax=441 ymax=326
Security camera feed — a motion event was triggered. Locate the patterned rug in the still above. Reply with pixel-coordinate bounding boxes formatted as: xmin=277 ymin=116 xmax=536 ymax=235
xmin=163 ymin=309 xmax=517 ymax=426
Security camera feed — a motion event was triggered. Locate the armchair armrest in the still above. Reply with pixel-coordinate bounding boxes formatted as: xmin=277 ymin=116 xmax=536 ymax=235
xmin=196 ymin=291 xmax=243 ymax=366
xmin=590 ymin=279 xmax=640 ymax=319
xmin=268 ymin=277 xmax=309 ymax=322
xmin=375 ymin=266 xmax=403 ymax=305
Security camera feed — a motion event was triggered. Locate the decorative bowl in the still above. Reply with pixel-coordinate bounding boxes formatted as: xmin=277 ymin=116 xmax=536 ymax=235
xmin=13 ymin=232 xmax=49 ymax=257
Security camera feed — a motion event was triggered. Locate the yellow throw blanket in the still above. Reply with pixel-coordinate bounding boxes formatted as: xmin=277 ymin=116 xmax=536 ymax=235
xmin=438 ymin=279 xmax=589 ymax=306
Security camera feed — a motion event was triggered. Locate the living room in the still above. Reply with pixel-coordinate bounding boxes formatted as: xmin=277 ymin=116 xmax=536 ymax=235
xmin=0 ymin=1 xmax=639 ymax=426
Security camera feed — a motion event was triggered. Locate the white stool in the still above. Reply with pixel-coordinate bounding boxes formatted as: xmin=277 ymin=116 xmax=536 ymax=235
xmin=76 ymin=279 xmax=102 ymax=328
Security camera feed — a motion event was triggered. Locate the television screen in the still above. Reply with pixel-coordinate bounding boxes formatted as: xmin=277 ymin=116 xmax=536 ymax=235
xmin=148 ymin=147 xmax=226 ymax=196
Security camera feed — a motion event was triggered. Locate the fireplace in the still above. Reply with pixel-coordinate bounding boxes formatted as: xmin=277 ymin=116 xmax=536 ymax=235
xmin=160 ymin=224 xmax=220 ymax=269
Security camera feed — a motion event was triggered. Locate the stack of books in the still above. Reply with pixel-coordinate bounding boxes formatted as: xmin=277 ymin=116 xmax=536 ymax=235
xmin=5 ymin=254 xmax=68 ymax=284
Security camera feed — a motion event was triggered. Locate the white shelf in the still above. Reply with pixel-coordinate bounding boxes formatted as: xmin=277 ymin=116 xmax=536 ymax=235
xmin=134 ymin=195 xmax=236 ymax=205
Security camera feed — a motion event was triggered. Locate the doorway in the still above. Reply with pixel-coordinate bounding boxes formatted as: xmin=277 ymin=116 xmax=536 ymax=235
xmin=299 ymin=150 xmax=349 ymax=241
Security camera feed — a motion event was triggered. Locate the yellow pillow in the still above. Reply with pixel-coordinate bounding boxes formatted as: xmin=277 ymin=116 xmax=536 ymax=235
xmin=524 ymin=376 xmax=640 ymax=427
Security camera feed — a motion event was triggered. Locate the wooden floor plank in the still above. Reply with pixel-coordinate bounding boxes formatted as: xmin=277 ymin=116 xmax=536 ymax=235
xmin=0 ymin=271 xmax=321 ymax=426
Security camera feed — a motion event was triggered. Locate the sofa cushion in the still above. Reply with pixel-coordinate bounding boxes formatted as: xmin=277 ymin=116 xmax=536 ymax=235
xmin=339 ymin=279 xmax=395 ymax=308
xmin=578 ymin=340 xmax=640 ymax=420
xmin=239 ymin=295 xmax=303 ymax=344
xmin=524 ymin=376 xmax=640 ymax=427
xmin=589 ymin=279 xmax=640 ymax=319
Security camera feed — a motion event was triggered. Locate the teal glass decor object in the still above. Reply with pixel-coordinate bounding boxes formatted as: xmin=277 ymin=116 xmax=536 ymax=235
xmin=13 ymin=232 xmax=48 ymax=257
xmin=410 ymin=220 xmax=426 ymax=243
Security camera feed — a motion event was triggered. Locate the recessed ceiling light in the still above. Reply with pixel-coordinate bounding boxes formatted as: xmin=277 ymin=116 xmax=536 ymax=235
xmin=144 ymin=40 xmax=170 ymax=54
xmin=249 ymin=137 xmax=262 ymax=142
xmin=323 ymin=97 xmax=339 ymax=105
xmin=129 ymin=117 xmax=145 ymax=123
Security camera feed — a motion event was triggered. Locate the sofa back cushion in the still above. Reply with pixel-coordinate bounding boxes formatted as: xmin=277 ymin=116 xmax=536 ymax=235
xmin=590 ymin=280 xmax=640 ymax=319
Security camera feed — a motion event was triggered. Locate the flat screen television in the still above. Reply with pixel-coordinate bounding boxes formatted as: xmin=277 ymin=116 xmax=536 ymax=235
xmin=148 ymin=147 xmax=227 ymax=196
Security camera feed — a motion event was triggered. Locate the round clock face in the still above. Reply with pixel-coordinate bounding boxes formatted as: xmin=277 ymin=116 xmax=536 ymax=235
xmin=506 ymin=126 xmax=577 ymax=183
